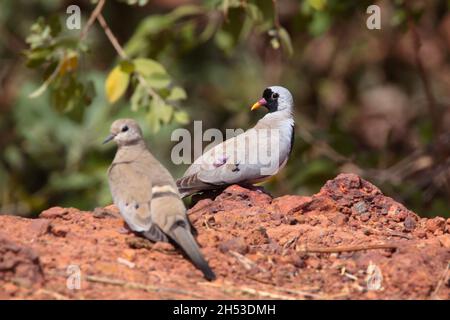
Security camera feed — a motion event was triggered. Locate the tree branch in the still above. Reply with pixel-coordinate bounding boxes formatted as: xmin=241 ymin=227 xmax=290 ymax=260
xmin=78 ymin=1 xmax=164 ymax=105
xmin=80 ymin=0 xmax=106 ymax=41
xmin=96 ymin=13 xmax=127 ymax=59
xmin=409 ymin=19 xmax=441 ymax=137
xmin=272 ymin=0 xmax=281 ymax=29
xmin=96 ymin=13 xmax=162 ymax=102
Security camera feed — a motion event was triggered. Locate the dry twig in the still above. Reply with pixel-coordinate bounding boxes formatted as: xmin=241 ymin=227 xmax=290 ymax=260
xmin=85 ymin=274 xmax=204 ymax=299
xmin=36 ymin=288 xmax=71 ymax=300
xmin=363 ymin=225 xmax=413 ymax=240
xmin=229 ymin=250 xmax=260 ymax=271
xmin=200 ymin=281 xmax=295 ymax=300
xmin=80 ymin=0 xmax=106 ymax=41
xmin=297 ymin=243 xmax=398 ymax=254
xmin=430 ymin=262 xmax=450 ymax=299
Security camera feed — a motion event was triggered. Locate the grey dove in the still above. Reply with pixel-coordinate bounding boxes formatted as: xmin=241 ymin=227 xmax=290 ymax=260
xmin=104 ymin=119 xmax=215 ymax=280
xmin=177 ymin=86 xmax=294 ymax=198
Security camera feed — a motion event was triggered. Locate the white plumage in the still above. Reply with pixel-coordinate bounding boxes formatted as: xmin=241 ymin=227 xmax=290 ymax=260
xmin=177 ymin=86 xmax=295 ymax=197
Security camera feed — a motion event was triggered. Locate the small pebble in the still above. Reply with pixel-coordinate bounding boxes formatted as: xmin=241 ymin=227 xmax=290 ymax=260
xmin=403 ymin=216 xmax=416 ymax=231
xmin=353 ymin=201 xmax=368 ymax=214
xmin=360 ymin=213 xmax=371 ymax=222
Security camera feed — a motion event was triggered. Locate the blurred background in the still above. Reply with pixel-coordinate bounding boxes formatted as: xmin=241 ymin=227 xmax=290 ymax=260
xmin=0 ymin=0 xmax=449 ymax=217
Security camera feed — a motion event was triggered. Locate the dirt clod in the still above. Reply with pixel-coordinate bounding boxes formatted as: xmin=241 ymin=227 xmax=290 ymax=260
xmin=0 ymin=236 xmax=44 ymax=294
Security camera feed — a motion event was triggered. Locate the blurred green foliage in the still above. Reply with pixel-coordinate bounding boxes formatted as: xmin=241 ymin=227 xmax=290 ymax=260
xmin=0 ymin=0 xmax=449 ymax=217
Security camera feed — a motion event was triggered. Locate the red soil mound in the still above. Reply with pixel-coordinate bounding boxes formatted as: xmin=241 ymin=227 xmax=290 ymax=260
xmin=0 ymin=174 xmax=449 ymax=299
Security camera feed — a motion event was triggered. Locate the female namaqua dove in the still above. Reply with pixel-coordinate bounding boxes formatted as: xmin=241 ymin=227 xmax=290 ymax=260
xmin=104 ymin=119 xmax=215 ymax=280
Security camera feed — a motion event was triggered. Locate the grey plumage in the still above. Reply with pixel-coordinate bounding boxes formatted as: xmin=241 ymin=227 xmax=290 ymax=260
xmin=177 ymin=86 xmax=295 ymax=198
xmin=105 ymin=119 xmax=215 ymax=281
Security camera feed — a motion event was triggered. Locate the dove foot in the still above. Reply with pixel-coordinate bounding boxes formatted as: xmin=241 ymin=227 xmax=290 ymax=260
xmin=118 ymin=226 xmax=132 ymax=234
xmin=237 ymin=183 xmax=270 ymax=195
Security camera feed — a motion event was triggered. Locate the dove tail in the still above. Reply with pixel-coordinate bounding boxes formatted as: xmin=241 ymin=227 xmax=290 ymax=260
xmin=169 ymin=224 xmax=216 ymax=281
xmin=176 ymin=174 xmax=218 ymax=198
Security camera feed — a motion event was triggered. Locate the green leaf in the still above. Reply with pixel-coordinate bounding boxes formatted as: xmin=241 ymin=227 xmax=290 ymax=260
xmin=158 ymin=103 xmax=174 ymax=124
xmin=309 ymin=11 xmax=331 ymax=36
xmin=144 ymin=73 xmax=171 ymax=89
xmin=133 ymin=58 xmax=167 ymax=77
xmin=214 ymin=30 xmax=234 ymax=53
xmin=167 ymin=86 xmax=187 ymax=101
xmin=25 ymin=48 xmax=53 ymax=68
xmin=278 ymin=27 xmax=294 ymax=57
xmin=169 ymin=4 xmax=204 ymax=20
xmin=146 ymin=109 xmax=161 ymax=133
xmin=173 ymin=110 xmax=189 ymax=125
xmin=105 ymin=65 xmax=130 ymax=103
xmin=29 ymin=59 xmax=63 ymax=99
xmin=245 ymin=3 xmax=263 ymax=22
xmin=119 ymin=60 xmax=135 ymax=74
xmin=130 ymin=84 xmax=146 ymax=111
xmin=308 ymin=0 xmax=327 ymax=11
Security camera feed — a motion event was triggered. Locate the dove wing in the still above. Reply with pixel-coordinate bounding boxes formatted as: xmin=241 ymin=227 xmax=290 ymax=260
xmin=108 ymin=161 xmax=153 ymax=232
xmin=177 ymin=128 xmax=280 ymax=195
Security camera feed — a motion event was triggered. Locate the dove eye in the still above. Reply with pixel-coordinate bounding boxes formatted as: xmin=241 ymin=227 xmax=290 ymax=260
xmin=272 ymin=93 xmax=279 ymax=99
xmin=121 ymin=126 xmax=129 ymax=132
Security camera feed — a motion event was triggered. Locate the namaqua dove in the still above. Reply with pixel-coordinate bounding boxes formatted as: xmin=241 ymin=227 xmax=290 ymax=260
xmin=104 ymin=119 xmax=216 ymax=280
xmin=177 ymin=86 xmax=294 ymax=198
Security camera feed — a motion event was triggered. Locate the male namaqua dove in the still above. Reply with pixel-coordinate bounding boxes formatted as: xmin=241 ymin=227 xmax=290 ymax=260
xmin=104 ymin=119 xmax=215 ymax=280
xmin=177 ymin=86 xmax=295 ymax=198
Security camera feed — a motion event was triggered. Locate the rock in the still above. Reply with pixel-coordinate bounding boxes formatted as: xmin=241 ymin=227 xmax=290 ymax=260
xmin=29 ymin=219 xmax=50 ymax=237
xmin=437 ymin=235 xmax=450 ymax=248
xmin=403 ymin=216 xmax=416 ymax=231
xmin=218 ymin=237 xmax=248 ymax=254
xmin=39 ymin=207 xmax=68 ymax=219
xmin=319 ymin=173 xmax=382 ymax=203
xmin=126 ymin=237 xmax=153 ymax=250
xmin=353 ymin=201 xmax=368 ymax=214
xmin=360 ymin=212 xmax=371 ymax=222
xmin=426 ymin=217 xmax=446 ymax=233
xmin=49 ymin=224 xmax=69 ymax=237
xmin=272 ymin=195 xmax=312 ymax=214
xmin=152 ymin=242 xmax=176 ymax=252
xmin=218 ymin=185 xmax=272 ymax=206
xmin=247 ymin=227 xmax=270 ymax=245
xmin=328 ymin=212 xmax=349 ymax=226
xmin=0 ymin=236 xmax=44 ymax=287
xmin=93 ymin=207 xmax=119 ymax=219
xmin=104 ymin=204 xmax=120 ymax=215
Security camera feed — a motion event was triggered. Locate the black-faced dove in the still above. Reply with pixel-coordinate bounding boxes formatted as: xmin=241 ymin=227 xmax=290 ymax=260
xmin=104 ymin=119 xmax=216 ymax=281
xmin=177 ymin=86 xmax=294 ymax=198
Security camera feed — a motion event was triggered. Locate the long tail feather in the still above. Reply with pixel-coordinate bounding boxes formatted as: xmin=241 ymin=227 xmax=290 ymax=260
xmin=169 ymin=226 xmax=216 ymax=281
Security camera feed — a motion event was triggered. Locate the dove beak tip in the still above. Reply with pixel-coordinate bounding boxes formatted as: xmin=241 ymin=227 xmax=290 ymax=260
xmin=251 ymin=98 xmax=266 ymax=111
xmin=102 ymin=134 xmax=115 ymax=145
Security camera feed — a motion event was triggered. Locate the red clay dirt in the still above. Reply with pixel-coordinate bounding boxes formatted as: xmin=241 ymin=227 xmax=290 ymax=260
xmin=0 ymin=174 xmax=449 ymax=300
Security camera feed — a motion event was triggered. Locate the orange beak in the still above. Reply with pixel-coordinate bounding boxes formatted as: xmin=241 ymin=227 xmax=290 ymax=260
xmin=251 ymin=98 xmax=267 ymax=111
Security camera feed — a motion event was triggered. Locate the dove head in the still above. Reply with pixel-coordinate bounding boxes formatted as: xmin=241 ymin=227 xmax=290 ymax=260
xmin=251 ymin=86 xmax=293 ymax=113
xmin=103 ymin=119 xmax=144 ymax=146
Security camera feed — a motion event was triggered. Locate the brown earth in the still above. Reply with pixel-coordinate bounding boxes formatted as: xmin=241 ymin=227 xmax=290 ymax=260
xmin=0 ymin=174 xmax=449 ymax=300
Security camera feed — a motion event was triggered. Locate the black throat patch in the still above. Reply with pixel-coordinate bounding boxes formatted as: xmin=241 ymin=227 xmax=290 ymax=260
xmin=262 ymin=88 xmax=278 ymax=112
